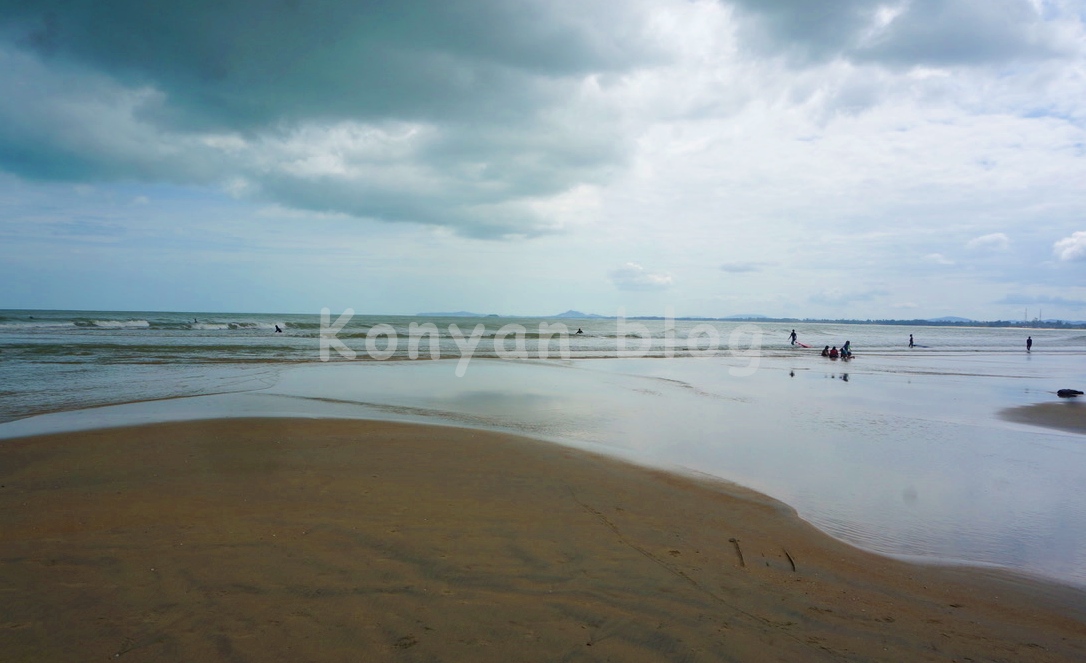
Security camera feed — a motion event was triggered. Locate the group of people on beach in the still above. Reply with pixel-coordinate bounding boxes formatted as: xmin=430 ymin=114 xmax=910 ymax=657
xmin=789 ymin=330 xmax=852 ymax=358
xmin=820 ymin=341 xmax=851 ymax=360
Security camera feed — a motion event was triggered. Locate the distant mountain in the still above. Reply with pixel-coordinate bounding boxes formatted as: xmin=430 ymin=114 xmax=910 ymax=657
xmin=554 ymin=310 xmax=608 ymax=318
xmin=415 ymin=311 xmax=494 ymax=317
xmin=927 ymin=316 xmax=974 ymax=323
xmin=721 ymin=314 xmax=769 ymax=320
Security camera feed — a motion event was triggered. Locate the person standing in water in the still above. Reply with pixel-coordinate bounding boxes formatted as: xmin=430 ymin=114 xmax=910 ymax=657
xmin=909 ymin=334 xmax=914 ymax=348
xmin=789 ymin=329 xmax=797 ymax=346
xmin=1026 ymin=336 xmax=1032 ymax=352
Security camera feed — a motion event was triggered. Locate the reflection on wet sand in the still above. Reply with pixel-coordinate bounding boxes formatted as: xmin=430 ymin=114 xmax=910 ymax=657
xmin=1 ymin=352 xmax=1084 ymax=587
xmin=1001 ymin=400 xmax=1086 ymax=435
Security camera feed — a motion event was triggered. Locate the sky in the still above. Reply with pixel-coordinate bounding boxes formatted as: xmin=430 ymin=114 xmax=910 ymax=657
xmin=1 ymin=0 xmax=1084 ymax=320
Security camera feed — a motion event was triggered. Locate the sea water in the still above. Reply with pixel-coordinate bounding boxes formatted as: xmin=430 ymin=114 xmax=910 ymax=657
xmin=3 ymin=308 xmax=1082 ymax=422
xmin=2 ymin=310 xmax=1084 ymax=586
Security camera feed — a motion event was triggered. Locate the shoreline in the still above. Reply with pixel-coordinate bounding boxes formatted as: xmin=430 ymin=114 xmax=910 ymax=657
xmin=2 ymin=417 xmax=1083 ymax=661
xmin=3 ymin=353 xmax=1085 ymax=590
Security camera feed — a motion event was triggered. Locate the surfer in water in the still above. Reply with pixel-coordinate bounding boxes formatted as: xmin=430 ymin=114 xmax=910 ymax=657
xmin=275 ymin=325 xmax=283 ymax=333
xmin=1026 ymin=336 xmax=1032 ymax=352
xmin=909 ymin=334 xmax=914 ymax=348
xmin=789 ymin=329 xmax=797 ymax=345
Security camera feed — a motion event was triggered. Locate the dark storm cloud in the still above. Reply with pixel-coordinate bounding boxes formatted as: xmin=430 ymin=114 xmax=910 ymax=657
xmin=0 ymin=0 xmax=659 ymax=236
xmin=1 ymin=1 xmax=1079 ymax=240
xmin=0 ymin=0 xmax=658 ymax=129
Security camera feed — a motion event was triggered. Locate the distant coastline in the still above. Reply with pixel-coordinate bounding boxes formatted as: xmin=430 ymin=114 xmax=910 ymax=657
xmin=3 ymin=308 xmax=1082 ymax=330
xmin=621 ymin=316 xmax=1086 ymax=330
xmin=413 ymin=310 xmax=1086 ymax=329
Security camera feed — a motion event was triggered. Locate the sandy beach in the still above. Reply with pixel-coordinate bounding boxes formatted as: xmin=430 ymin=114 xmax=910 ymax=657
xmin=1 ymin=418 xmax=1084 ymax=662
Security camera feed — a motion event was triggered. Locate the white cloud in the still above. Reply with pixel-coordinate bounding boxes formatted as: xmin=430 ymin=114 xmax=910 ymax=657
xmin=965 ymin=232 xmax=1010 ymax=251
xmin=1053 ymin=231 xmax=1086 ymax=262
xmin=609 ymin=262 xmax=674 ymax=290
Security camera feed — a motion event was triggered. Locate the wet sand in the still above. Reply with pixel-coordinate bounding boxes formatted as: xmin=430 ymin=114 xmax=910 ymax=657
xmin=1 ymin=418 xmax=1084 ymax=662
xmin=1002 ymin=399 xmax=1086 ymax=435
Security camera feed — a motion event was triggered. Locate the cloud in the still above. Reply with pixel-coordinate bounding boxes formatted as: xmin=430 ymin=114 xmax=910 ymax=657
xmin=1 ymin=0 xmax=1085 ymax=319
xmin=0 ymin=0 xmax=662 ymax=237
xmin=1053 ymin=231 xmax=1086 ymax=262
xmin=609 ymin=262 xmax=673 ymax=290
xmin=0 ymin=1 xmax=661 ymax=130
xmin=726 ymin=0 xmax=875 ymax=62
xmin=730 ymin=0 xmax=1074 ymax=66
xmin=2 ymin=1 xmax=1084 ymax=243
xmin=965 ymin=232 xmax=1010 ymax=251
xmin=923 ymin=253 xmax=956 ymax=265
xmin=852 ymin=0 xmax=1069 ymax=66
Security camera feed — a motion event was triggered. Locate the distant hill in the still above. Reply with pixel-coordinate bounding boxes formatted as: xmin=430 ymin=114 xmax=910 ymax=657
xmin=554 ymin=310 xmax=609 ymax=319
xmin=928 ymin=316 xmax=973 ymax=323
xmin=415 ymin=311 xmax=494 ymax=317
xmin=721 ymin=314 xmax=769 ymax=320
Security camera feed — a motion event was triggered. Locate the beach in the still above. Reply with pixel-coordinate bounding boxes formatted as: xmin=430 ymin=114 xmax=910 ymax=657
xmin=2 ymin=417 xmax=1084 ymax=662
xmin=5 ymin=0 xmax=1086 ymax=656
xmin=2 ymin=343 xmax=1086 ymax=585
xmin=2 ymin=313 xmax=1086 ymax=660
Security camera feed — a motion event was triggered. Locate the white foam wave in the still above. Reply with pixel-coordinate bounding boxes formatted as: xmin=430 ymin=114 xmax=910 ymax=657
xmin=90 ymin=319 xmax=151 ymax=328
xmin=0 ymin=321 xmax=77 ymax=329
xmin=227 ymin=321 xmax=282 ymax=330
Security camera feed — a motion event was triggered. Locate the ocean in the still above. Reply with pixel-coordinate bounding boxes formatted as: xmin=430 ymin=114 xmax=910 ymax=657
xmin=2 ymin=309 xmax=1085 ymax=586
xmin=3 ymin=308 xmax=1082 ymax=423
